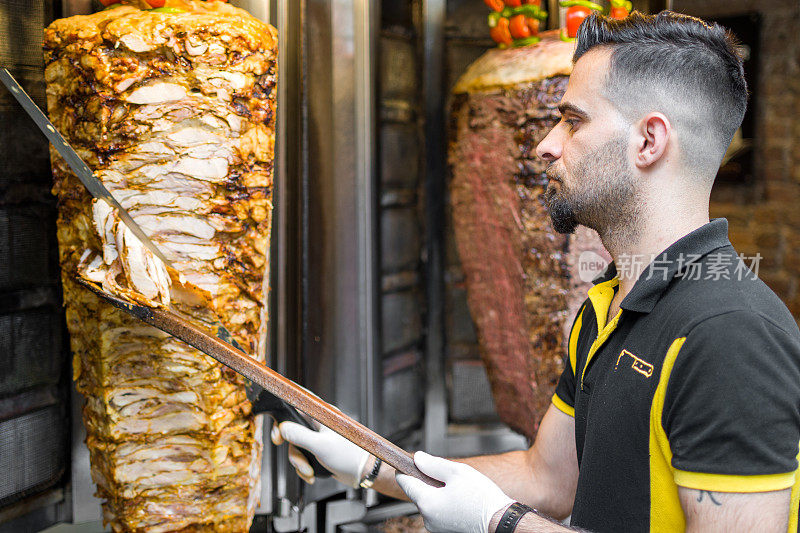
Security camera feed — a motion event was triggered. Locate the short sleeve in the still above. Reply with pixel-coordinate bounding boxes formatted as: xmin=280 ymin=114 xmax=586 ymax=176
xmin=663 ymin=310 xmax=800 ymax=492
xmin=552 ymin=303 xmax=587 ymax=418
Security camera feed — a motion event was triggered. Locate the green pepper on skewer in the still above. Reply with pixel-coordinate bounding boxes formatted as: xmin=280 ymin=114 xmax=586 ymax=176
xmin=149 ymin=6 xmax=186 ymax=13
xmin=513 ymin=35 xmax=542 ymax=47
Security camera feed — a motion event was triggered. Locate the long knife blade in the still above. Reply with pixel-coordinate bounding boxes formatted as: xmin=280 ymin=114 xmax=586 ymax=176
xmin=0 ymin=67 xmax=171 ymax=266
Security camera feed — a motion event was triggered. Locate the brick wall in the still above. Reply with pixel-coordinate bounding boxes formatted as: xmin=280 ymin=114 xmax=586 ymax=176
xmin=672 ymin=0 xmax=800 ymax=320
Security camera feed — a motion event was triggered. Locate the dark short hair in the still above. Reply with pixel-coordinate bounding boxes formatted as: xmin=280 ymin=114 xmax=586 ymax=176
xmin=574 ymin=11 xmax=747 ymax=171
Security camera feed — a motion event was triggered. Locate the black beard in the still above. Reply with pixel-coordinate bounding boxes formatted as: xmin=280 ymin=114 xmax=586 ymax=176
xmin=545 ymin=185 xmax=579 ymax=234
xmin=542 ymin=135 xmax=636 ymax=237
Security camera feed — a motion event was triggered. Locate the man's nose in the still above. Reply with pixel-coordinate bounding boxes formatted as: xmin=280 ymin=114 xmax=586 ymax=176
xmin=536 ymin=128 xmax=562 ymax=162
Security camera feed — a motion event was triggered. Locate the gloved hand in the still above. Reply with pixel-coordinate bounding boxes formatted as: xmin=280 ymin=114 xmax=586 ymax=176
xmin=396 ymin=452 xmax=515 ymax=533
xmin=271 ymin=421 xmax=371 ymax=488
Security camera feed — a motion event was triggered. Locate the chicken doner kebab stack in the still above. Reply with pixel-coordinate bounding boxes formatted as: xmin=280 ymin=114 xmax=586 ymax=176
xmin=43 ymin=1 xmax=276 ymax=530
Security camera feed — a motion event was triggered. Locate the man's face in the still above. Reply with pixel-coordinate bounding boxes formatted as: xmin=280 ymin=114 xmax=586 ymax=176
xmin=536 ymin=49 xmax=637 ymax=235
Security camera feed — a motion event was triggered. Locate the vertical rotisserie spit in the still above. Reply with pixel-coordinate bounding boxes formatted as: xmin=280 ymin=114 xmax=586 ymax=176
xmin=449 ymin=30 xmax=609 ymax=440
xmin=43 ymin=2 xmax=277 ymax=530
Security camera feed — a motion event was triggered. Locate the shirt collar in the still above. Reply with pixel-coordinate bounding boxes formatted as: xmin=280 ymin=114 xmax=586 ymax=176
xmin=592 ymin=218 xmax=731 ymax=314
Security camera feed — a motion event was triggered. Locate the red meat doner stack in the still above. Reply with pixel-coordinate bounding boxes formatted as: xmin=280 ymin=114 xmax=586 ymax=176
xmin=448 ymin=0 xmax=630 ymax=441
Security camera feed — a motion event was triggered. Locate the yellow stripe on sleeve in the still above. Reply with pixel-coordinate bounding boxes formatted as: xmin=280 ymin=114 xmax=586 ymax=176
xmin=568 ymin=307 xmax=585 ymax=375
xmin=788 ymin=443 xmax=800 ymax=533
xmin=551 ymin=393 xmax=575 ymax=417
xmin=649 ymin=337 xmax=687 ymax=533
xmin=673 ymin=470 xmax=797 ymax=493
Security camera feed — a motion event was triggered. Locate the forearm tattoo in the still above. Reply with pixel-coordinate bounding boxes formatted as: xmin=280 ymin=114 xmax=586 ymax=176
xmin=695 ymin=490 xmax=723 ymax=506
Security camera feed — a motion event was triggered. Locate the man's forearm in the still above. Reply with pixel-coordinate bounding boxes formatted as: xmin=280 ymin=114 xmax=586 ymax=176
xmin=369 ymin=451 xmax=538 ymax=503
xmin=370 ymin=458 xmax=410 ymax=501
xmin=459 ymin=450 xmax=569 ymax=518
xmin=370 ymin=449 xmax=569 ymax=518
xmin=489 ymin=505 xmax=590 ymax=533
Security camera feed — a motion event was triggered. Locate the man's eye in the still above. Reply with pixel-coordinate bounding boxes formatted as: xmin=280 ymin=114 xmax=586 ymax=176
xmin=564 ymin=118 xmax=578 ymax=130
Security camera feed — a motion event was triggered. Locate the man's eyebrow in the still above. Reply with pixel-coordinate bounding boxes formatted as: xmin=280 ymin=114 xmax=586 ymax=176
xmin=558 ymin=102 xmax=589 ymax=118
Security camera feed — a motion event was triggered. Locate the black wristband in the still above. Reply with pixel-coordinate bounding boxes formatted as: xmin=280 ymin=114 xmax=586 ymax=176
xmin=495 ymin=502 xmax=535 ymax=533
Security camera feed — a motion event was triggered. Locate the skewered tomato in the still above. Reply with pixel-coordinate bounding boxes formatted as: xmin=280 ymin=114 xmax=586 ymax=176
xmin=610 ymin=7 xmax=627 ymax=18
xmin=509 ymin=14 xmax=531 ymax=39
xmin=99 ymin=0 xmax=121 ymax=6
xmin=146 ymin=0 xmax=166 ymax=7
xmin=505 ymin=0 xmax=522 ymax=6
xmin=559 ymin=1 xmax=601 ymax=38
xmin=565 ymin=6 xmax=591 ymax=37
xmin=490 ymin=17 xmax=513 ymax=47
xmin=609 ymin=0 xmax=632 ymax=19
xmin=483 ymin=0 xmax=505 ymax=11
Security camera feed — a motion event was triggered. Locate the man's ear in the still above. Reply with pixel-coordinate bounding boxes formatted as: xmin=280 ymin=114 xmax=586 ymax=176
xmin=634 ymin=112 xmax=671 ymax=169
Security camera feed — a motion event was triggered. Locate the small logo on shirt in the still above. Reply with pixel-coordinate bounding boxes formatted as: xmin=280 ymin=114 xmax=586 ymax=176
xmin=615 ymin=349 xmax=654 ymax=378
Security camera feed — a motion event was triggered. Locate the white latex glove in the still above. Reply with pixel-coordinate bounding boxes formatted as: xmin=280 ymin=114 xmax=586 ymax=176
xmin=271 ymin=421 xmax=371 ymax=488
xmin=396 ymin=452 xmax=515 ymax=533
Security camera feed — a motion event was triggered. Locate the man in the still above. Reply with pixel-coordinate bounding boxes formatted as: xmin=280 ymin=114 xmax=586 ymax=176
xmin=272 ymin=11 xmax=800 ymax=533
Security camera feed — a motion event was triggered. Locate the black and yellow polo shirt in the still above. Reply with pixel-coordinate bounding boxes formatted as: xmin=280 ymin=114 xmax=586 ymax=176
xmin=552 ymin=218 xmax=800 ymax=532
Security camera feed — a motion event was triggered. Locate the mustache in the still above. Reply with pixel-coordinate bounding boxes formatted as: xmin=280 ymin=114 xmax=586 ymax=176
xmin=545 ymin=163 xmax=563 ymax=183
